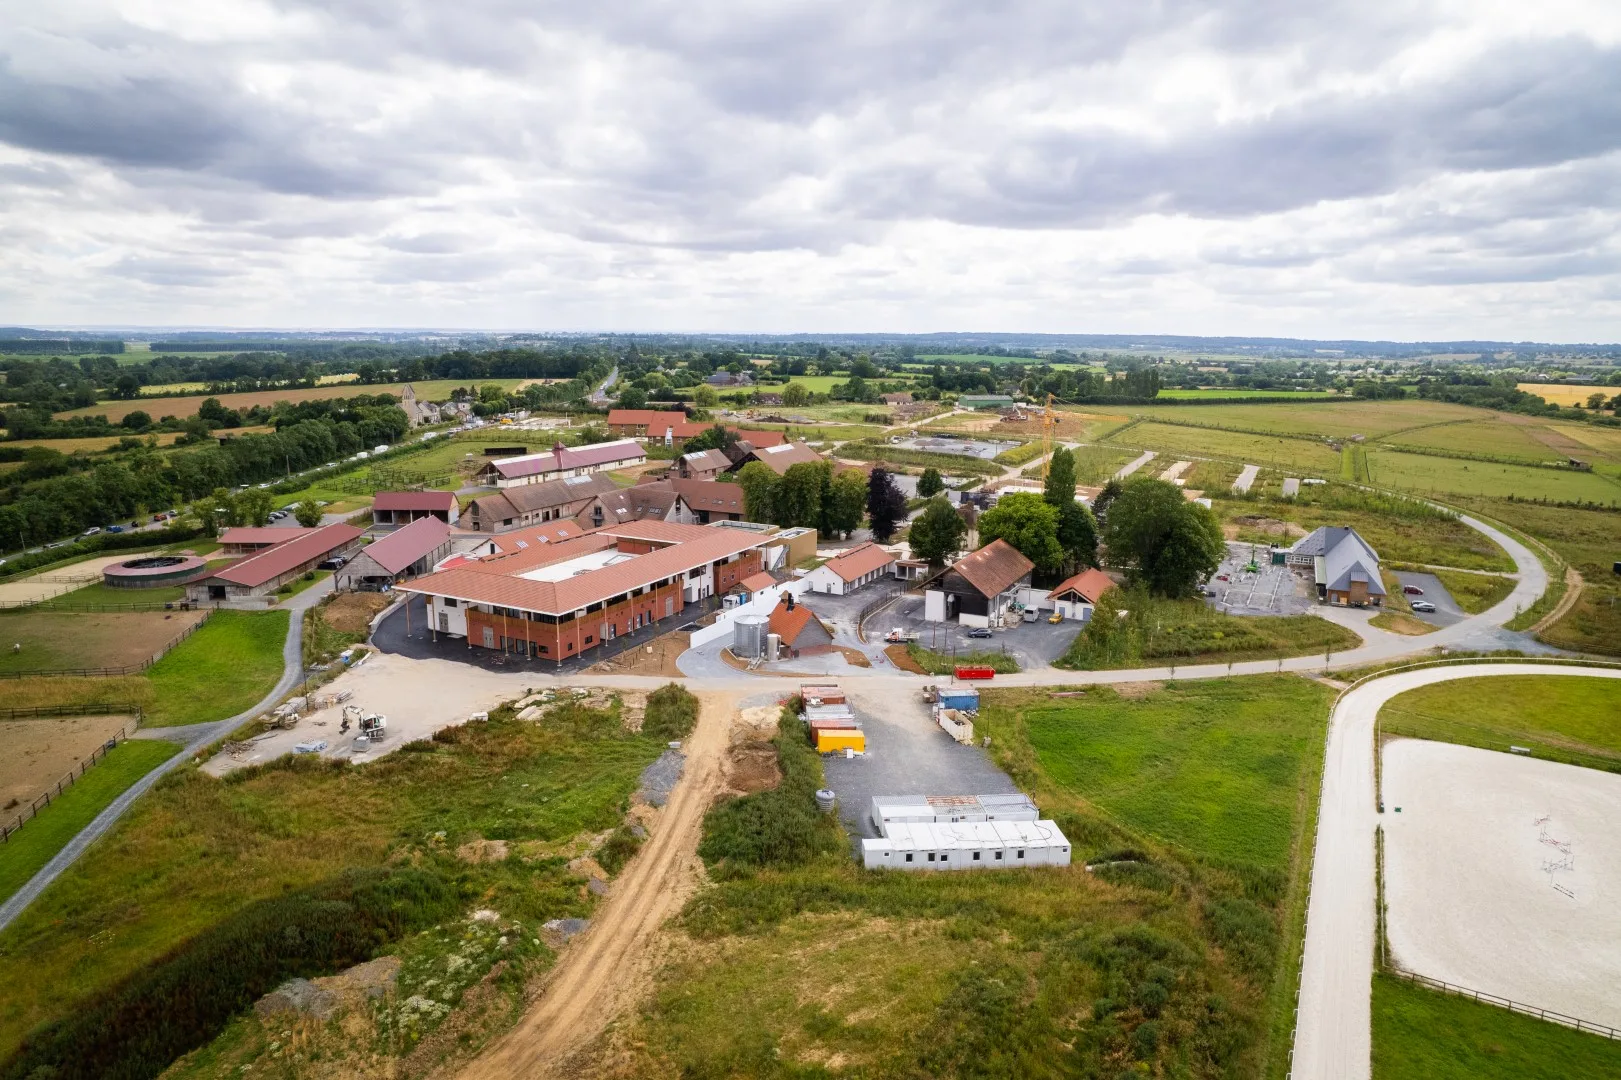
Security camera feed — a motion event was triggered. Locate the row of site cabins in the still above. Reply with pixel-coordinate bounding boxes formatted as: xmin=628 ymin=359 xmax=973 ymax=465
xmin=800 ymin=684 xmax=866 ymax=754
xmin=863 ymin=794 xmax=1073 ymax=871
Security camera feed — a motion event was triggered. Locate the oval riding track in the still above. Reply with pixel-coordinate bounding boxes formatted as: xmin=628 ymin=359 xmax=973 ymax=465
xmin=1289 ymin=662 xmax=1621 ymax=1080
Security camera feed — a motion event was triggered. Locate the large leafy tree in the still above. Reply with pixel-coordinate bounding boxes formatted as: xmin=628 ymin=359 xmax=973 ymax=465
xmin=908 ymin=498 xmax=968 ymax=567
xmin=683 ymin=424 xmax=737 ymax=453
xmin=1043 ymin=447 xmax=1097 ymax=570
xmin=781 ymin=383 xmax=811 ymax=407
xmin=825 ymin=469 xmax=868 ymax=538
xmin=917 ymin=467 xmax=944 ymax=498
xmin=238 ymin=488 xmax=275 ymax=527
xmin=294 ymin=498 xmax=324 ymax=527
xmin=736 ymin=461 xmax=778 ymax=523
xmin=977 ymin=492 xmax=1064 ymax=575
xmin=1103 ymin=478 xmax=1224 ymax=598
xmin=866 ymin=467 xmax=907 ymax=542
xmin=776 ymin=461 xmax=827 ymax=529
xmin=1043 ymin=446 xmax=1076 ymax=506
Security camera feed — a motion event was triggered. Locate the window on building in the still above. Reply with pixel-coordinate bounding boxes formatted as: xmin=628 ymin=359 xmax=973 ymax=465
xmin=443 ymin=598 xmax=458 ymax=607
xmin=927 ymin=853 xmax=935 ymax=862
xmin=995 ymin=851 xmax=1004 ymax=860
xmin=973 ymin=852 xmax=981 ymax=861
xmin=539 ymin=644 xmax=549 ymax=654
xmin=1017 ymin=849 xmax=1025 ymax=859
xmin=905 ymin=853 xmax=913 ymax=862
xmin=585 ymin=635 xmax=594 ymax=645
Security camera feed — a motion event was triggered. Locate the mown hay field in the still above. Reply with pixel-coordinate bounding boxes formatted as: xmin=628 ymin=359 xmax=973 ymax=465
xmin=54 ymin=379 xmax=530 ymax=423
xmin=1123 ymin=399 xmax=1481 ymax=440
xmin=1365 ymin=449 xmax=1621 ymax=504
xmin=1109 ymin=421 xmax=1343 ymax=473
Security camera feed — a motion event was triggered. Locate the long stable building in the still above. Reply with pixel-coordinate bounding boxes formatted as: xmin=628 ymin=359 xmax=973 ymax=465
xmin=397 ymin=520 xmax=770 ymax=661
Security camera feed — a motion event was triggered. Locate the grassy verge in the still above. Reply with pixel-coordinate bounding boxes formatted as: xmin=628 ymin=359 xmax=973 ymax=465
xmin=1379 ymin=674 xmax=1621 ymax=773
xmin=1371 ymin=972 xmax=1621 ymax=1079
xmin=1056 ymin=589 xmax=1362 ymax=670
xmin=992 ymin=440 xmax=1043 ymax=467
xmin=0 ymin=694 xmax=666 ymax=1067
xmin=1370 ymin=611 xmax=1439 ymax=636
xmin=903 ymin=643 xmax=1021 ymax=674
xmin=833 ymin=441 xmax=1007 ymax=476
xmin=0 ymin=738 xmax=180 ymax=904
xmin=1426 ymin=569 xmax=1516 ymax=614
xmin=272 ymin=568 xmax=330 ymax=602
xmin=142 ymin=610 xmax=290 ymax=726
xmin=603 ymin=676 xmax=1331 ymax=1078
xmin=0 ymin=676 xmax=154 ymax=713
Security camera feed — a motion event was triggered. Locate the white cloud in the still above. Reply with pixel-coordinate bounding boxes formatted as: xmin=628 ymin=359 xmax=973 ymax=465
xmin=0 ymin=0 xmax=1619 ymax=338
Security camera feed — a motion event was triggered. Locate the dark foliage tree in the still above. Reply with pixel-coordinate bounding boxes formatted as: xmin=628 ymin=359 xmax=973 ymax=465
xmin=866 ymin=467 xmax=906 ymax=542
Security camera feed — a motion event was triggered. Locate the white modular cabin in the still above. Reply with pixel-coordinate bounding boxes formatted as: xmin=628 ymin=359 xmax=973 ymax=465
xmin=861 ymin=819 xmax=1071 ymax=871
xmin=869 ymin=793 xmax=1039 ymax=833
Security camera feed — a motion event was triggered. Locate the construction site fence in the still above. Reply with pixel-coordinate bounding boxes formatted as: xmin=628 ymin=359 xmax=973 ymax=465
xmin=0 ymin=610 xmax=213 ymax=679
xmin=1 ymin=711 xmax=143 ymax=843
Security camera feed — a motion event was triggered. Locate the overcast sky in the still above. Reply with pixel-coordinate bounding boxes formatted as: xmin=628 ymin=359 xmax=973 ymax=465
xmin=4 ymin=1 xmax=1621 ymax=340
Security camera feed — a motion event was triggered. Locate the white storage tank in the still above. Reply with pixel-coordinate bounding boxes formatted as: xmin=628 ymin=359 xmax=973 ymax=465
xmin=732 ymin=614 xmax=769 ymax=658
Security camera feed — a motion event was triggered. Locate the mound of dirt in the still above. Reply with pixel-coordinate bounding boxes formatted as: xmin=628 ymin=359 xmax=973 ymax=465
xmin=457 ymin=837 xmax=510 ymax=863
xmin=1231 ymin=515 xmax=1308 ymax=539
xmin=322 ymin=591 xmax=395 ymax=633
xmin=726 ymin=742 xmax=780 ymax=795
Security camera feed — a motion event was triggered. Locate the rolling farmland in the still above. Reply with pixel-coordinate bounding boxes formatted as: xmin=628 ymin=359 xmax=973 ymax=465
xmin=52 ymin=379 xmax=529 ymax=423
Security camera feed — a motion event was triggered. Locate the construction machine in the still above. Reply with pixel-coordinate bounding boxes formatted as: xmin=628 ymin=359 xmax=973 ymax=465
xmin=341 ymin=704 xmax=388 ymax=743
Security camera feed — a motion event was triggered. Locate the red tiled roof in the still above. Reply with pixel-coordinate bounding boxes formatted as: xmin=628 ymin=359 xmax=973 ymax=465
xmin=372 ymin=490 xmax=457 ymax=513
xmin=399 ymin=527 xmax=770 ymax=614
xmin=680 ymin=448 xmax=731 ymax=472
xmin=738 ymin=571 xmax=778 ymax=593
xmin=607 ymin=409 xmax=688 ymax=429
xmin=734 ymin=441 xmax=822 ymax=475
xmin=668 ymin=478 xmax=745 ymax=514
xmin=734 ymin=428 xmax=787 ymax=448
xmin=219 ymin=527 xmax=316 ymax=547
xmin=820 ymin=541 xmax=897 ymax=583
xmin=214 ymin=523 xmax=363 ymax=587
xmin=949 ymin=539 xmax=1034 ymax=598
xmin=487 ymin=440 xmax=645 ymax=480
xmin=768 ymin=599 xmax=817 ymax=646
xmin=1050 ymin=567 xmax=1115 ymax=604
xmin=357 ymin=516 xmax=450 ymax=574
xmin=486 ymin=520 xmax=586 ymax=553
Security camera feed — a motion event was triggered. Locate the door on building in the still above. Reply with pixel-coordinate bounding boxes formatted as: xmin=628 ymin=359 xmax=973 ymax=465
xmin=482 ymin=626 xmax=495 ymax=648
xmin=604 ymin=623 xmax=615 ymax=640
xmin=665 ymin=597 xmax=674 ymax=617
xmin=439 ymin=613 xmax=449 ymax=633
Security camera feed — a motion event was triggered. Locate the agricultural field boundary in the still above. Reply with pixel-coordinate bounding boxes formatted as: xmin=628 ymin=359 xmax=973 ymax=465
xmin=0 ymin=610 xmax=213 ymax=679
xmin=1289 ymin=660 xmax=1621 ymax=1080
xmin=1 ymin=712 xmax=141 ymax=842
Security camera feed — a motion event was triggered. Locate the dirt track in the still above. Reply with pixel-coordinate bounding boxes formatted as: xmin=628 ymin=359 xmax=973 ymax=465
xmin=455 ymin=690 xmax=740 ymax=1080
xmin=1531 ymin=565 xmax=1583 ymax=634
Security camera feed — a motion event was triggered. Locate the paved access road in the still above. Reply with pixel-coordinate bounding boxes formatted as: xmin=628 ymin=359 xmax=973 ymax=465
xmin=0 ymin=579 xmax=336 ymax=933
xmin=1290 ymin=662 xmax=1621 ymax=1080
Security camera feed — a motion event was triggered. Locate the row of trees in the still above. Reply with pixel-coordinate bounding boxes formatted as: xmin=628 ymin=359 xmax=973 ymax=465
xmin=734 ymin=461 xmax=871 ymax=539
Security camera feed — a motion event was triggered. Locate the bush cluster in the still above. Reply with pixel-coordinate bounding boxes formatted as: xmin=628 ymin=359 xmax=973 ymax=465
xmin=0 ymin=868 xmax=457 ymax=1080
xmin=642 ymin=683 xmax=699 ymax=741
xmin=697 ymin=706 xmax=842 ymax=868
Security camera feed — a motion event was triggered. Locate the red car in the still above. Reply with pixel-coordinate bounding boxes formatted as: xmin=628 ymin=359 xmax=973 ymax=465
xmin=1402 ymin=585 xmax=1424 ymax=595
xmin=1216 ymin=574 xmax=1229 ymax=582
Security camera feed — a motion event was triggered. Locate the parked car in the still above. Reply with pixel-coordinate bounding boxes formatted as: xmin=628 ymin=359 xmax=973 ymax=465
xmin=82 ymin=527 xmax=101 ymax=536
xmin=317 ymin=555 xmax=349 ymax=571
xmin=1411 ymin=600 xmax=1437 ymax=613
xmin=1216 ymin=573 xmax=1229 ymax=581
xmin=1047 ymin=612 xmax=1064 ymax=624
xmin=966 ymin=627 xmax=993 ymax=638
xmin=107 ymin=524 xmax=124 ymax=533
xmin=1402 ymin=585 xmax=1424 ymax=595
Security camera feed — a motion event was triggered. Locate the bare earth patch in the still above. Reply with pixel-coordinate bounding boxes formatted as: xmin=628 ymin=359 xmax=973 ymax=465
xmin=587 ymin=631 xmax=690 ymax=677
xmin=0 ymin=714 xmax=133 ymax=810
xmin=320 ymin=591 xmax=395 ymax=633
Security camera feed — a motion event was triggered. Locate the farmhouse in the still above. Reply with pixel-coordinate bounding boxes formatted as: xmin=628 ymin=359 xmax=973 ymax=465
xmin=802 ymin=541 xmax=897 ymax=596
xmin=397 ymin=520 xmax=773 ymax=661
xmin=675 ymin=448 xmax=730 ymax=480
xmin=1290 ymin=526 xmax=1385 ymax=607
xmin=924 ymin=539 xmax=1035 ymax=628
xmin=768 ymin=597 xmax=834 ymax=654
xmin=1047 ymin=567 xmax=1115 ymax=622
xmin=218 ymin=526 xmax=314 ymax=555
xmin=335 ymin=517 xmax=452 ymax=591
xmin=371 ymin=490 xmax=459 ymax=528
xmin=705 ymin=371 xmax=753 ymax=387
xmin=465 ymin=473 xmax=619 ymax=532
xmin=473 ymin=439 xmax=646 ymax=488
xmin=605 ymin=409 xmax=689 ymax=439
xmin=187 ymin=523 xmax=364 ymax=602
xmin=724 ymin=441 xmax=823 ymax=476
xmin=575 ymin=485 xmax=690 ymax=530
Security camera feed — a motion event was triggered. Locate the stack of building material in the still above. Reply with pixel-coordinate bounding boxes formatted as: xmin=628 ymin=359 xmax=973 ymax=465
xmin=860 ymin=795 xmax=1070 ymax=871
xmin=800 ymin=683 xmax=865 ymax=753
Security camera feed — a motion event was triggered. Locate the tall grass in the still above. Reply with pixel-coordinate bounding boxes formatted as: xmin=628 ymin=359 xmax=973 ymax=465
xmin=697 ymin=706 xmax=843 ymax=869
xmin=643 ymin=683 xmax=699 ymax=741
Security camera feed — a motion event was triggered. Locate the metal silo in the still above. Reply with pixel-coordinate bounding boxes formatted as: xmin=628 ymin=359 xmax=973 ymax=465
xmin=732 ymin=615 xmax=769 ymax=658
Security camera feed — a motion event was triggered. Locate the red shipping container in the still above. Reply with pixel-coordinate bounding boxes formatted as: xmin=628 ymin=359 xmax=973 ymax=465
xmin=954 ymin=666 xmax=996 ymax=680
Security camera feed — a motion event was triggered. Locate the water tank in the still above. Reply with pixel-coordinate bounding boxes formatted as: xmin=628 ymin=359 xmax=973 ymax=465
xmin=766 ymin=633 xmax=781 ymax=661
xmin=733 ymin=615 xmax=769 ymax=658
xmin=815 ymin=789 xmax=836 ymax=814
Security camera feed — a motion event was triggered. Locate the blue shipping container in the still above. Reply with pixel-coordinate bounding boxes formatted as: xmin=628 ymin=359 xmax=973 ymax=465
xmin=938 ymin=689 xmax=980 ymax=710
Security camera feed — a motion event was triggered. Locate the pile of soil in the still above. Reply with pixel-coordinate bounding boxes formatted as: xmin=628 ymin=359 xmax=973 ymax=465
xmin=587 ymin=631 xmax=690 ymax=677
xmin=884 ymin=644 xmax=926 ymax=673
xmin=322 ymin=591 xmax=395 ymax=633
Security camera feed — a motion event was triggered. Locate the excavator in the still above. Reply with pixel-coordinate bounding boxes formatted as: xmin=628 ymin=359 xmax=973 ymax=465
xmin=340 ymin=704 xmax=388 ymax=744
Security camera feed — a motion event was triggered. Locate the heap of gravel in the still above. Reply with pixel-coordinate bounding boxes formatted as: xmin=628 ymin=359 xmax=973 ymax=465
xmin=544 ymin=917 xmax=590 ymax=941
xmin=636 ymin=748 xmax=685 ymax=807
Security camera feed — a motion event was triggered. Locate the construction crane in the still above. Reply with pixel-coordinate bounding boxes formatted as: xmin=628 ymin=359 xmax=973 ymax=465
xmin=1039 ymin=393 xmax=1056 ymax=480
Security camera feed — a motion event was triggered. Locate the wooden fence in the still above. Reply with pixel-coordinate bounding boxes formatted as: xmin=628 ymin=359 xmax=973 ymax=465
xmin=1 ymin=708 xmax=143 ymax=843
xmin=0 ymin=610 xmax=213 ymax=679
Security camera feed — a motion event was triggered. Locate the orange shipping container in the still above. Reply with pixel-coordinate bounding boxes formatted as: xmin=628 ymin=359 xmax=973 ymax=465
xmin=814 ymin=729 xmax=866 ymax=754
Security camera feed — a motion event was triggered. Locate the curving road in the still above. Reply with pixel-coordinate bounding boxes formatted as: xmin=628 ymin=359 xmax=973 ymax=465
xmin=1289 ymin=662 xmax=1621 ymax=1080
xmin=0 ymin=580 xmax=334 ymax=932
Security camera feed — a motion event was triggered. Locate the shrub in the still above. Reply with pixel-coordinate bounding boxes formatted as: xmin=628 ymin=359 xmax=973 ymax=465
xmin=697 ymin=707 xmax=843 ymax=868
xmin=596 ymin=824 xmax=643 ymax=876
xmin=643 ymin=683 xmax=699 ymax=741
xmin=0 ymin=868 xmax=456 ymax=1080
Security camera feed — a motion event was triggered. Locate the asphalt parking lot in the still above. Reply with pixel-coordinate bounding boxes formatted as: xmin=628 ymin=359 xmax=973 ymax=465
xmin=1391 ymin=570 xmax=1466 ymax=627
xmin=878 ymin=593 xmax=1082 ymax=670
xmin=1208 ymin=542 xmax=1315 ymax=616
xmin=825 ymin=684 xmax=1022 ymax=839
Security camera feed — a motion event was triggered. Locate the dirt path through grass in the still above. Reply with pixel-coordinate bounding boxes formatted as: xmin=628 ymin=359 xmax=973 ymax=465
xmin=1532 ymin=566 xmax=1583 ymax=634
xmin=455 ymin=690 xmax=740 ymax=1080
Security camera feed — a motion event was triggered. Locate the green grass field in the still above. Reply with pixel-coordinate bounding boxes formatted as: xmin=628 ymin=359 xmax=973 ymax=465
xmin=1424 ymin=569 xmax=1516 ymax=613
xmin=1379 ymin=418 xmax=1574 ymax=465
xmin=1216 ymin=492 xmax=1515 ymax=571
xmin=1366 ymin=449 xmax=1621 ymax=504
xmin=35 ymin=581 xmax=188 ymax=609
xmin=985 ymin=676 xmax=1333 ymax=868
xmin=1057 ymin=592 xmax=1362 ymax=671
xmin=1124 ymin=400 xmax=1483 ymax=441
xmin=1156 ymin=389 xmax=1341 ymax=400
xmin=1109 ymin=421 xmax=1343 ymax=473
xmin=1380 ymin=674 xmax=1621 ymax=772
xmin=0 ymin=695 xmax=667 ymax=1065
xmin=141 ymin=610 xmax=289 ymax=726
xmin=0 ymin=738 xmax=180 ymax=905
xmin=1371 ymin=973 xmax=1621 ymax=1079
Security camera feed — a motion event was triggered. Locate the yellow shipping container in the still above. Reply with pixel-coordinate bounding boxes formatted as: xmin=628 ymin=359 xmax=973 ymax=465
xmin=815 ymin=729 xmax=865 ymax=754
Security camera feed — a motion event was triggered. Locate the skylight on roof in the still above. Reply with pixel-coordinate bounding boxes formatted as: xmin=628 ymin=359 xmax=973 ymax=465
xmin=565 ymin=475 xmax=593 ymax=485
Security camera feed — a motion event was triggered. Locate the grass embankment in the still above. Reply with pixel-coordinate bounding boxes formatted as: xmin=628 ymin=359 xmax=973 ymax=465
xmin=0 ymin=690 xmax=680 ymax=1070
xmin=1424 ymin=569 xmax=1515 ymax=614
xmin=1379 ymin=675 xmax=1621 ymax=774
xmin=1369 ymin=612 xmax=1439 ymax=636
xmin=833 ymin=441 xmax=1007 ymax=476
xmin=1056 ymin=589 xmax=1361 ymax=670
xmin=142 ymin=610 xmax=289 ymax=726
xmin=1371 ymin=972 xmax=1621 ymax=1079
xmin=992 ymin=440 xmax=1044 ymax=467
xmin=904 ymin=643 xmax=1021 ymax=675
xmin=272 ymin=568 xmax=329 ymax=601
xmin=0 ymin=738 xmax=180 ymax=904
xmin=606 ymin=677 xmax=1330 ymax=1078
xmin=35 ymin=581 xmax=189 ymax=608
